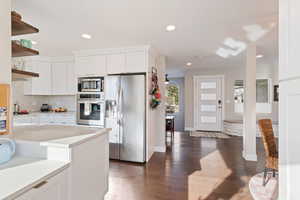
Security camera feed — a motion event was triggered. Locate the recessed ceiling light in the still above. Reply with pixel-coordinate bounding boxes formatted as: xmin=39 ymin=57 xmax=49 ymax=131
xmin=31 ymin=40 xmax=37 ymax=45
xmin=186 ymin=62 xmax=192 ymax=66
xmin=256 ymin=54 xmax=264 ymax=58
xmin=166 ymin=25 xmax=176 ymax=32
xmin=81 ymin=34 xmax=92 ymax=39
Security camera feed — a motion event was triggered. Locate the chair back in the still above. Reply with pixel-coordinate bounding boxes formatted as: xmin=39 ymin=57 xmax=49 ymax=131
xmin=258 ymin=119 xmax=277 ymax=157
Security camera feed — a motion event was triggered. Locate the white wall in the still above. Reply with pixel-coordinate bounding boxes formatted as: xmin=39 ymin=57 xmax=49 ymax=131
xmin=184 ymin=63 xmax=278 ymax=130
xmin=0 ymin=0 xmax=12 ymax=134
xmin=0 ymin=0 xmax=11 ymax=85
xmin=147 ymin=48 xmax=166 ymax=160
xmin=12 ymin=81 xmax=76 ymax=112
xmin=169 ymin=78 xmax=185 ymax=131
xmin=279 ymin=0 xmax=300 ymax=198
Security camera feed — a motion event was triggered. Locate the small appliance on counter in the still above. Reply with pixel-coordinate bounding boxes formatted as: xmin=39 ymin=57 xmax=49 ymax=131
xmin=0 ymin=138 xmax=16 ymax=164
xmin=53 ymin=107 xmax=68 ymax=112
xmin=18 ymin=110 xmax=29 ymax=115
xmin=13 ymin=103 xmax=20 ymax=115
xmin=0 ymin=107 xmax=7 ymax=133
xmin=40 ymin=104 xmax=51 ymax=112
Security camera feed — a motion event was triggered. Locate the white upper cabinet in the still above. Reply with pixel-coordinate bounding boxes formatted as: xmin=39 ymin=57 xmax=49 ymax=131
xmin=24 ymin=60 xmax=52 ymax=95
xmin=125 ymin=51 xmax=146 ymax=73
xmin=24 ymin=57 xmax=76 ymax=96
xmin=67 ymin=62 xmax=76 ymax=94
xmin=52 ymin=63 xmax=68 ymax=95
xmin=106 ymin=51 xmax=146 ymax=74
xmin=106 ymin=53 xmax=126 ymax=74
xmin=75 ymin=46 xmax=150 ymax=75
xmin=75 ymin=55 xmax=106 ymax=77
xmin=52 ymin=62 xmax=76 ymax=95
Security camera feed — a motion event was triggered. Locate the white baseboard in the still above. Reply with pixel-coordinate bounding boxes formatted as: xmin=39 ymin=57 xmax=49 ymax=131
xmin=185 ymin=127 xmax=194 ymax=131
xmin=243 ymin=151 xmax=257 ymax=161
xmin=154 ymin=146 xmax=166 ymax=152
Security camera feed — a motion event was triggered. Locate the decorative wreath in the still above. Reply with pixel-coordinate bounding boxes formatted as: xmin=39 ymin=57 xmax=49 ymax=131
xmin=150 ymin=67 xmax=161 ymax=109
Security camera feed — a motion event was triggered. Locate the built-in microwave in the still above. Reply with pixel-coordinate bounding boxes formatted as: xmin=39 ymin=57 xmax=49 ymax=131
xmin=78 ymin=77 xmax=104 ymax=93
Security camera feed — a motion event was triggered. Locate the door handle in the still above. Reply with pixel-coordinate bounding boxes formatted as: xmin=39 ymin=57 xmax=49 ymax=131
xmin=33 ymin=181 xmax=48 ymax=189
xmin=218 ymin=100 xmax=222 ymax=109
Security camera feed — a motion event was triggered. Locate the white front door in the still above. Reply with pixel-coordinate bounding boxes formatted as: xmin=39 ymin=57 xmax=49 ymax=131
xmin=194 ymin=76 xmax=223 ymax=131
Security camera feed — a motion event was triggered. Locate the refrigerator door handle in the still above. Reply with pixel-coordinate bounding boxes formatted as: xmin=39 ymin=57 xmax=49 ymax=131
xmin=117 ymin=78 xmax=122 ymax=126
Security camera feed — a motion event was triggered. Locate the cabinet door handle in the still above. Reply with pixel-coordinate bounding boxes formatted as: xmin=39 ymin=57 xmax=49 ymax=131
xmin=33 ymin=181 xmax=48 ymax=189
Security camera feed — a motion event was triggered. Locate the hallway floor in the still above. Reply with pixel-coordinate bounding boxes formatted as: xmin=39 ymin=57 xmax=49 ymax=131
xmin=105 ymin=132 xmax=265 ymax=200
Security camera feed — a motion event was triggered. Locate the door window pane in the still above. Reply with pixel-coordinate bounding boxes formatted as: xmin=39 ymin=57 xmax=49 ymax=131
xmin=201 ymin=82 xmax=217 ymax=89
xmin=201 ymin=116 xmax=217 ymax=123
xmin=201 ymin=93 xmax=217 ymax=100
xmin=201 ymin=105 xmax=217 ymax=112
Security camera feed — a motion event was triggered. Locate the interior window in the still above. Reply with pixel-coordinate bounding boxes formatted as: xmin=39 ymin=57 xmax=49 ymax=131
xmin=234 ymin=79 xmax=272 ymax=113
xmin=256 ymin=79 xmax=269 ymax=103
xmin=166 ymin=84 xmax=180 ymax=113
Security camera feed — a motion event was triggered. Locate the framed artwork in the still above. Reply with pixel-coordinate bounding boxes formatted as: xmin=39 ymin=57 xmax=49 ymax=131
xmin=274 ymin=85 xmax=279 ymax=102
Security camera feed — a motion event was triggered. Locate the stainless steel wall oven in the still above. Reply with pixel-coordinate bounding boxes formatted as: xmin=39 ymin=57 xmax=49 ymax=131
xmin=77 ymin=93 xmax=105 ymax=127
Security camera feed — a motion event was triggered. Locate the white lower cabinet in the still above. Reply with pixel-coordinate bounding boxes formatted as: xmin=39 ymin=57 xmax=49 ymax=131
xmin=14 ymin=113 xmax=76 ymax=126
xmin=15 ymin=170 xmax=68 ymax=200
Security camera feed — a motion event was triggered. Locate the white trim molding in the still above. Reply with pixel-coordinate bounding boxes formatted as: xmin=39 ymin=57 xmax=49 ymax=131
xmin=242 ymin=151 xmax=257 ymax=162
xmin=184 ymin=127 xmax=195 ymax=131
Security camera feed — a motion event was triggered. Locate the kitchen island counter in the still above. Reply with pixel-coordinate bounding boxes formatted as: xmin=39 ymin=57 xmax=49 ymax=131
xmin=13 ymin=125 xmax=111 ymax=148
xmin=3 ymin=125 xmax=111 ymax=200
xmin=0 ymin=156 xmax=69 ymax=200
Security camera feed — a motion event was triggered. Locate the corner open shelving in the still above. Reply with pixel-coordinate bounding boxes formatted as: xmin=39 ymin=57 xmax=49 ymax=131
xmin=12 ymin=69 xmax=39 ymax=81
xmin=11 ymin=11 xmax=40 ymax=82
xmin=11 ymin=16 xmax=39 ymax=36
xmin=12 ymin=41 xmax=39 ymax=57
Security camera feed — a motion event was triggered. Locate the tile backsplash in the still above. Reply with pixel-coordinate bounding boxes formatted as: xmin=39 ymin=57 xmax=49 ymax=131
xmin=12 ymin=82 xmax=76 ymax=112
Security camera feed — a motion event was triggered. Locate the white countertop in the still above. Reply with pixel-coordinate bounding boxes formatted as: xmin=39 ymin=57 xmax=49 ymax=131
xmin=14 ymin=111 xmax=76 ymax=116
xmin=13 ymin=125 xmax=111 ymax=148
xmin=0 ymin=156 xmax=69 ymax=200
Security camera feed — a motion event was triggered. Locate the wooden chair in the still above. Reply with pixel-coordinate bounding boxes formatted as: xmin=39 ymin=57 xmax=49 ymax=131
xmin=166 ymin=117 xmax=175 ymax=140
xmin=258 ymin=119 xmax=278 ymax=186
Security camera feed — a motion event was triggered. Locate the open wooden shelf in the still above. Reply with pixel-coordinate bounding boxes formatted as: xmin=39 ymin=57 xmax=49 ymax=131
xmin=11 ymin=16 xmax=39 ymax=36
xmin=12 ymin=41 xmax=39 ymax=57
xmin=12 ymin=69 xmax=39 ymax=81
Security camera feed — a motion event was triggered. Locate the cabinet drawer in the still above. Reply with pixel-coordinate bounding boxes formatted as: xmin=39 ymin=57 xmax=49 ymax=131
xmin=14 ymin=170 xmax=68 ymax=200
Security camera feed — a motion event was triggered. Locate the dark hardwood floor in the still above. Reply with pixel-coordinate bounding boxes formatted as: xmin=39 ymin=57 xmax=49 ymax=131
xmin=105 ymin=132 xmax=265 ymax=200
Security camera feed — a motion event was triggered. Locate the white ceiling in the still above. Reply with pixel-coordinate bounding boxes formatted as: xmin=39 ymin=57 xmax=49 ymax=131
xmin=12 ymin=0 xmax=278 ymax=77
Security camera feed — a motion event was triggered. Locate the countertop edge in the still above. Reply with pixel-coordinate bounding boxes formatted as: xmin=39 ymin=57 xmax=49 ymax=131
xmin=40 ymin=128 xmax=112 ymax=148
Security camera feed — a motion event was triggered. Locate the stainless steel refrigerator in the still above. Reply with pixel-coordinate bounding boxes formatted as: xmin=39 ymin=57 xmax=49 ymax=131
xmin=105 ymin=74 xmax=146 ymax=163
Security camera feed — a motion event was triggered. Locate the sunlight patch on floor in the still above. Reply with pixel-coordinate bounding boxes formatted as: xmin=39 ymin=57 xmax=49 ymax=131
xmin=188 ymin=150 xmax=233 ymax=200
